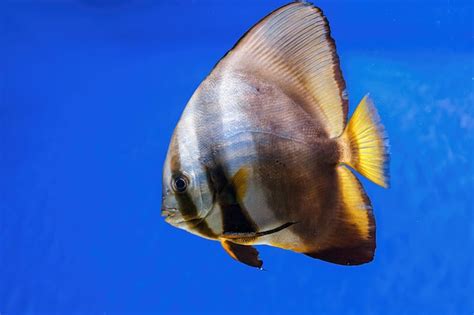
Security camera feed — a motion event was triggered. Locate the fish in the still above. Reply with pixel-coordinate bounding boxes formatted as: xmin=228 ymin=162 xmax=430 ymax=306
xmin=161 ymin=1 xmax=389 ymax=269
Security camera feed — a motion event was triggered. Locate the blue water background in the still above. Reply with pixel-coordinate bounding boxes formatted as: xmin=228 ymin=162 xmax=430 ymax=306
xmin=1 ymin=0 xmax=473 ymax=314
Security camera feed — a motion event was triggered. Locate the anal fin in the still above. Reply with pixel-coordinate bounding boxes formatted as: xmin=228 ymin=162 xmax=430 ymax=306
xmin=305 ymin=166 xmax=376 ymax=265
xmin=221 ymin=240 xmax=263 ymax=269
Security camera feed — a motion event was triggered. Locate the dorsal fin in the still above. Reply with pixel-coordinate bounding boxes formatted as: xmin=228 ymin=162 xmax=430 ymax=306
xmin=220 ymin=2 xmax=348 ymax=138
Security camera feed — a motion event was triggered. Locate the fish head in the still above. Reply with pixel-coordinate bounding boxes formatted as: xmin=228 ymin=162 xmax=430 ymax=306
xmin=161 ymin=129 xmax=215 ymax=231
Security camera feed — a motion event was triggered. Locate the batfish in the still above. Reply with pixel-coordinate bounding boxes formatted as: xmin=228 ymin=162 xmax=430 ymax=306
xmin=161 ymin=1 xmax=389 ymax=268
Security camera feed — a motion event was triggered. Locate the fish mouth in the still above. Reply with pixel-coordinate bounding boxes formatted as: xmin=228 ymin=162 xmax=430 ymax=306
xmin=161 ymin=207 xmax=182 ymax=225
xmin=161 ymin=207 xmax=197 ymax=226
xmin=161 ymin=207 xmax=208 ymax=228
xmin=161 ymin=207 xmax=178 ymax=218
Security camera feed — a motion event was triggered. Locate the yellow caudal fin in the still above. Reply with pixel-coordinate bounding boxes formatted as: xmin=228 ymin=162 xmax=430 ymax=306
xmin=338 ymin=95 xmax=390 ymax=188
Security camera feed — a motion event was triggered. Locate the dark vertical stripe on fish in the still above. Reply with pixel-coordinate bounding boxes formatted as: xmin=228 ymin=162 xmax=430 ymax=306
xmin=170 ymin=145 xmax=216 ymax=238
xmin=207 ymin=163 xmax=258 ymax=235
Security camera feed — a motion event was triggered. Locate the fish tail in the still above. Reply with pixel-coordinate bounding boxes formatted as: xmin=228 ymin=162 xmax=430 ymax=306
xmin=338 ymin=95 xmax=389 ymax=188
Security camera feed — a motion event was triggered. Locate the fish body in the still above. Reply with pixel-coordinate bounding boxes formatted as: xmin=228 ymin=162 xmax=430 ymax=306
xmin=162 ymin=2 xmax=389 ymax=268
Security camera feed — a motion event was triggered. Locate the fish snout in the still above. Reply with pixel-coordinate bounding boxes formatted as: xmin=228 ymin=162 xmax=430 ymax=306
xmin=161 ymin=207 xmax=178 ymax=220
xmin=162 ymin=207 xmax=188 ymax=227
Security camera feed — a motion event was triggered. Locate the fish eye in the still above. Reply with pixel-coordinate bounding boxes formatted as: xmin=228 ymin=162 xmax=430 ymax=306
xmin=172 ymin=175 xmax=189 ymax=193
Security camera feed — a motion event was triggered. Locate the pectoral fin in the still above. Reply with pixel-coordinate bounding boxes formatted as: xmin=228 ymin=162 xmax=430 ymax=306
xmin=231 ymin=167 xmax=250 ymax=203
xmin=221 ymin=240 xmax=263 ymax=269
